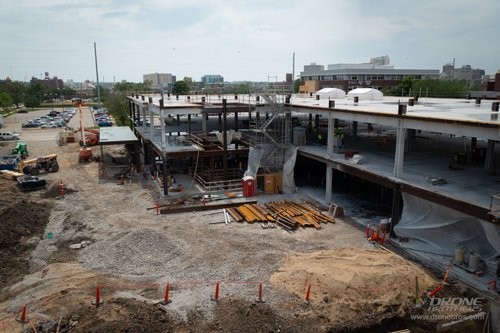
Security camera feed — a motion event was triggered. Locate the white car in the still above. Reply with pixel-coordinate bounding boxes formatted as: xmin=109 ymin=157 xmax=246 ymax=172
xmin=0 ymin=132 xmax=20 ymax=140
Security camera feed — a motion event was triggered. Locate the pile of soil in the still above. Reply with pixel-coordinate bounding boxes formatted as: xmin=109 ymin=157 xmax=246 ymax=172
xmin=270 ymin=247 xmax=438 ymax=332
xmin=41 ymin=183 xmax=78 ymax=198
xmin=0 ymin=198 xmax=51 ymax=293
xmin=36 ymin=297 xmax=314 ymax=333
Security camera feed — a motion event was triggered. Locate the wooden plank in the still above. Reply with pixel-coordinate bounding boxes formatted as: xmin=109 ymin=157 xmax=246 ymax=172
xmin=161 ymin=200 xmax=258 ymax=214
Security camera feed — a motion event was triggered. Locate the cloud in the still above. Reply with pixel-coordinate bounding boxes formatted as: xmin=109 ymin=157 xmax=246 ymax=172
xmin=1 ymin=0 xmax=499 ymax=82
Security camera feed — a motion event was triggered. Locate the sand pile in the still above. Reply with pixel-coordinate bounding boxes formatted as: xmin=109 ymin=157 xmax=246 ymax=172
xmin=270 ymin=247 xmax=437 ymax=329
xmin=78 ymin=229 xmax=183 ymax=276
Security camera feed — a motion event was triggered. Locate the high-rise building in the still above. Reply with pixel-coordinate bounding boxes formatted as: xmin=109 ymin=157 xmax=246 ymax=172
xmin=286 ymin=73 xmax=293 ymax=84
xmin=143 ymin=73 xmax=173 ymax=89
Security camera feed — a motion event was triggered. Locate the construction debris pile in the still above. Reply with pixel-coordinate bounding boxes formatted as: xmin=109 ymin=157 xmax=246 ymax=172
xmin=227 ymin=201 xmax=334 ymax=230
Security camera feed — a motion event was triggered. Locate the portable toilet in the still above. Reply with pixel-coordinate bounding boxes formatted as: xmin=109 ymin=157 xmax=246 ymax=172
xmin=242 ymin=176 xmax=255 ymax=197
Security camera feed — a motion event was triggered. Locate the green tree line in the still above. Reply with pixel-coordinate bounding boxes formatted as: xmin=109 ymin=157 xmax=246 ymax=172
xmin=388 ymin=77 xmax=470 ymax=98
xmin=0 ymin=80 xmax=76 ymax=110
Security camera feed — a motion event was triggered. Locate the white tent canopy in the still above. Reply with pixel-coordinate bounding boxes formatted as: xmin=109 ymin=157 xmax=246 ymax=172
xmin=316 ymin=88 xmax=346 ymax=99
xmin=347 ymin=88 xmax=383 ymax=101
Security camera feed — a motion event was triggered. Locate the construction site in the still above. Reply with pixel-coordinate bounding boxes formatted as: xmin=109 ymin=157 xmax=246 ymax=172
xmin=0 ymin=91 xmax=499 ymax=332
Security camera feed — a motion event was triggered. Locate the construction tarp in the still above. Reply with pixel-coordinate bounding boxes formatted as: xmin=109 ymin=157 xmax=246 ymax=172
xmin=282 ymin=147 xmax=298 ymax=193
xmin=394 ymin=193 xmax=500 ymax=260
xmin=316 ymin=88 xmax=346 ymax=99
xmin=347 ymin=88 xmax=383 ymax=101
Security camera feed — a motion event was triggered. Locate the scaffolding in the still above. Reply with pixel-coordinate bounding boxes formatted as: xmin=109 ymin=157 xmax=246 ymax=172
xmin=246 ymin=92 xmax=291 ymax=174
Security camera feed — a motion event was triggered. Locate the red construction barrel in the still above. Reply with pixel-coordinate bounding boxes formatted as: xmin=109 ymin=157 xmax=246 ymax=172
xmin=242 ymin=176 xmax=255 ymax=197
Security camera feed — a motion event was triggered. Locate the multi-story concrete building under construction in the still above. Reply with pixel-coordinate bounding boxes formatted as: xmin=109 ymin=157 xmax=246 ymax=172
xmin=299 ymin=56 xmax=439 ymax=93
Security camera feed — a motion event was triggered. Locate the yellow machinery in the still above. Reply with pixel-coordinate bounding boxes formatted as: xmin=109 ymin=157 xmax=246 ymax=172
xmin=18 ymin=154 xmax=59 ymax=175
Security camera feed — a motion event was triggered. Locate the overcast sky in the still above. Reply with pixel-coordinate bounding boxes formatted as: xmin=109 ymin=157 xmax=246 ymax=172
xmin=1 ymin=0 xmax=499 ymax=83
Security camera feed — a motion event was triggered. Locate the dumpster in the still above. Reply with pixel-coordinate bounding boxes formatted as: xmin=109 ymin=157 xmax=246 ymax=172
xmin=0 ymin=155 xmax=21 ymax=171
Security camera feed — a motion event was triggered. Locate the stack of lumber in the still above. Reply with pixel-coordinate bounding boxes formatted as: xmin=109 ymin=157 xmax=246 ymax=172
xmin=228 ymin=201 xmax=334 ymax=230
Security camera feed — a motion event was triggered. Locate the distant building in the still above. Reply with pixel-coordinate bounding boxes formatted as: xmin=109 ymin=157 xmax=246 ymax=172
xmin=481 ymin=71 xmax=500 ymax=92
xmin=30 ymin=72 xmax=64 ymax=89
xmin=201 ymin=74 xmax=224 ymax=84
xmin=441 ymin=63 xmax=485 ymax=88
xmin=143 ymin=73 xmax=174 ymax=90
xmin=299 ymin=57 xmax=439 ymax=93
xmin=286 ymin=73 xmax=293 ymax=84
xmin=370 ymin=55 xmax=390 ymax=66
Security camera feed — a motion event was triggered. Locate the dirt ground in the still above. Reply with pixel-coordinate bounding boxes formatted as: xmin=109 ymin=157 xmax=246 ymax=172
xmin=0 ymin=108 xmax=489 ymax=332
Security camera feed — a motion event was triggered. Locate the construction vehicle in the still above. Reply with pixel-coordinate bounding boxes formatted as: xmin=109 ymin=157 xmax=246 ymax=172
xmin=12 ymin=142 xmax=28 ymax=159
xmin=77 ymin=101 xmax=95 ymax=162
xmin=18 ymin=154 xmax=59 ymax=175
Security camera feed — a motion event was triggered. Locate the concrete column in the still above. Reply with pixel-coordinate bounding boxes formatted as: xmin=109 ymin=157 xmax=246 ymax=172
xmin=202 ymin=113 xmax=207 ymax=132
xmin=234 ymin=111 xmax=239 ymax=132
xmin=148 ymin=98 xmax=154 ymax=139
xmin=143 ymin=142 xmax=150 ymax=165
xmin=471 ymin=137 xmax=477 ymax=150
xmin=325 ymin=163 xmax=333 ymax=203
xmin=393 ymin=118 xmax=406 ymax=178
xmin=391 ymin=189 xmax=403 ymax=233
xmin=327 ymin=117 xmax=335 ymax=158
xmin=160 ymin=99 xmax=166 ymax=150
xmin=132 ymin=103 xmax=137 ymax=125
xmin=188 ymin=114 xmax=192 ymax=132
xmin=176 ymin=114 xmax=180 ymax=126
xmin=218 ymin=113 xmax=222 ymax=125
xmin=142 ymin=104 xmax=147 ymax=131
xmin=256 ymin=111 xmax=260 ymax=125
xmin=162 ymin=154 xmax=168 ymax=195
xmin=485 ymin=140 xmax=496 ymax=170
xmin=285 ymin=111 xmax=292 ymax=144
xmin=405 ymin=129 xmax=415 ymax=153
xmin=222 ymin=99 xmax=228 ymax=181
xmin=314 ymin=114 xmax=320 ymax=129
xmin=352 ymin=121 xmax=358 ymax=141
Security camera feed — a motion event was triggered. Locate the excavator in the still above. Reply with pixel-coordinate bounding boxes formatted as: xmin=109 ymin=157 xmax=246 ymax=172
xmin=18 ymin=154 xmax=59 ymax=175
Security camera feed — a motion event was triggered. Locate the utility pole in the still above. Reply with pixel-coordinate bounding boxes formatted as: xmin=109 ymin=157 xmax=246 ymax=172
xmin=94 ymin=42 xmax=101 ymax=108
xmin=292 ymin=52 xmax=295 ymax=94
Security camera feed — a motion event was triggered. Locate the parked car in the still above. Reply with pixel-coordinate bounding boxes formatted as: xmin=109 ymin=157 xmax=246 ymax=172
xmin=0 ymin=132 xmax=20 ymax=140
xmin=22 ymin=122 xmax=38 ymax=128
xmin=41 ymin=122 xmax=58 ymax=129
xmin=17 ymin=108 xmax=28 ymax=113
xmin=97 ymin=120 xmax=112 ymax=127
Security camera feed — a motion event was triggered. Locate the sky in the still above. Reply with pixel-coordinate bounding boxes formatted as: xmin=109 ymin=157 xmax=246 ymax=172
xmin=1 ymin=0 xmax=499 ymax=83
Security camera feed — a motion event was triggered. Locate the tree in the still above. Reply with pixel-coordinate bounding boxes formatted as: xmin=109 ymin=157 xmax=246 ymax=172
xmin=293 ymin=79 xmax=301 ymax=93
xmin=0 ymin=92 xmax=13 ymax=110
xmin=103 ymin=92 xmax=130 ymax=126
xmin=182 ymin=77 xmax=193 ymax=91
xmin=5 ymin=81 xmax=25 ymax=107
xmin=24 ymin=83 xmax=44 ymax=108
xmin=172 ymin=81 xmax=190 ymax=94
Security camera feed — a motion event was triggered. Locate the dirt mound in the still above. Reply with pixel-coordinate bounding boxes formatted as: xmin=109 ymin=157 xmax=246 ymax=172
xmin=45 ymin=298 xmax=179 ymax=333
xmin=0 ymin=199 xmax=51 ymax=292
xmin=270 ymin=247 xmax=438 ymax=331
xmin=78 ymin=229 xmax=184 ymax=276
xmin=32 ymin=297 xmax=313 ymax=333
xmin=41 ymin=183 xmax=78 ymax=198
